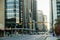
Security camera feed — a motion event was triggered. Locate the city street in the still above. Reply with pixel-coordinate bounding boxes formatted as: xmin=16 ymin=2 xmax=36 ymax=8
xmin=0 ymin=33 xmax=57 ymax=40
xmin=0 ymin=0 xmax=60 ymax=40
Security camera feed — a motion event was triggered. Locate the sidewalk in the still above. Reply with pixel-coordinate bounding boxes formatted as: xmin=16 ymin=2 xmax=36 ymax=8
xmin=46 ymin=37 xmax=57 ymax=40
xmin=0 ymin=33 xmax=58 ymax=40
xmin=0 ymin=35 xmax=57 ymax=40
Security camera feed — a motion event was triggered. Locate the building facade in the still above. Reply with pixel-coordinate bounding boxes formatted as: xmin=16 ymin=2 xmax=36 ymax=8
xmin=0 ymin=0 xmax=5 ymax=37
xmin=37 ymin=10 xmax=48 ymax=32
xmin=37 ymin=10 xmax=44 ymax=32
xmin=0 ymin=0 xmax=37 ymax=36
xmin=23 ymin=0 xmax=37 ymax=33
xmin=5 ymin=0 xmax=23 ymax=36
xmin=43 ymin=15 xmax=48 ymax=32
xmin=0 ymin=0 xmax=5 ymax=30
xmin=51 ymin=0 xmax=60 ymax=29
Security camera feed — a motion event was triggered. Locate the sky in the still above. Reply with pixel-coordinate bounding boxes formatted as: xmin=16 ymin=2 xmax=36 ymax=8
xmin=37 ymin=0 xmax=50 ymax=30
xmin=37 ymin=0 xmax=50 ymax=22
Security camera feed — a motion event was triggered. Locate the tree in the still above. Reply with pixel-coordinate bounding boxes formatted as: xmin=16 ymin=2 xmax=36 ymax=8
xmin=55 ymin=18 xmax=60 ymax=36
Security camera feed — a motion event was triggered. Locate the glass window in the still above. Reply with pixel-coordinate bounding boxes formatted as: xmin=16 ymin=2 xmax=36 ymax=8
xmin=6 ymin=13 xmax=15 ymax=19
xmin=16 ymin=0 xmax=19 ymax=1
xmin=57 ymin=5 xmax=60 ymax=7
xmin=57 ymin=2 xmax=60 ymax=4
xmin=7 ymin=0 xmax=14 ymax=2
xmin=7 ymin=2 xmax=14 ymax=4
xmin=57 ymin=12 xmax=60 ymax=14
xmin=6 ymin=0 xmax=19 ymax=19
xmin=7 ymin=6 xmax=14 ymax=9
xmin=7 ymin=10 xmax=14 ymax=13
xmin=57 ymin=15 xmax=60 ymax=18
xmin=57 ymin=7 xmax=60 ymax=9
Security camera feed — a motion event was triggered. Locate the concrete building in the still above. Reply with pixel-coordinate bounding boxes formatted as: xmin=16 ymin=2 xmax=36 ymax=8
xmin=32 ymin=0 xmax=37 ymax=32
xmin=51 ymin=0 xmax=60 ymax=29
xmin=37 ymin=10 xmax=44 ymax=32
xmin=0 ymin=0 xmax=5 ymax=37
xmin=23 ymin=0 xmax=37 ymax=33
xmin=0 ymin=0 xmax=5 ymax=30
xmin=37 ymin=10 xmax=48 ymax=32
xmin=43 ymin=15 xmax=48 ymax=32
xmin=0 ymin=0 xmax=37 ymax=36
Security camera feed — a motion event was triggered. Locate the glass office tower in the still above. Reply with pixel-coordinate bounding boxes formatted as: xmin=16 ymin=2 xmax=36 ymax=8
xmin=0 ymin=0 xmax=37 ymax=36
xmin=5 ymin=0 xmax=16 ymax=28
xmin=5 ymin=0 xmax=23 ymax=35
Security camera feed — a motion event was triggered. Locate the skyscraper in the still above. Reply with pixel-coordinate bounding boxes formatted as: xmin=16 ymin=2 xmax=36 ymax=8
xmin=0 ymin=0 xmax=5 ymax=37
xmin=23 ymin=0 xmax=37 ymax=33
xmin=0 ymin=0 xmax=37 ymax=36
xmin=51 ymin=0 xmax=60 ymax=29
xmin=32 ymin=0 xmax=37 ymax=32
xmin=43 ymin=15 xmax=48 ymax=32
xmin=5 ymin=0 xmax=23 ymax=35
xmin=37 ymin=10 xmax=48 ymax=32
xmin=37 ymin=10 xmax=44 ymax=32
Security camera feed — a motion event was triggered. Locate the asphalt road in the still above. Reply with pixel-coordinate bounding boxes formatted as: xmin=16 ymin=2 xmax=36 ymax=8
xmin=0 ymin=34 xmax=57 ymax=40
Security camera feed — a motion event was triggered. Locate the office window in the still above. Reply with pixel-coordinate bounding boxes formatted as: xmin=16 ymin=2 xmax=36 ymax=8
xmin=6 ymin=0 xmax=16 ymax=19
xmin=7 ymin=0 xmax=14 ymax=2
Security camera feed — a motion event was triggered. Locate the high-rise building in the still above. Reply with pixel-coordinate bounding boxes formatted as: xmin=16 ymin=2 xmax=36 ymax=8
xmin=32 ymin=0 xmax=37 ymax=31
xmin=5 ymin=0 xmax=24 ymax=36
xmin=37 ymin=10 xmax=48 ymax=32
xmin=23 ymin=0 xmax=37 ymax=33
xmin=51 ymin=0 xmax=60 ymax=29
xmin=0 ymin=0 xmax=5 ymax=30
xmin=37 ymin=10 xmax=44 ymax=32
xmin=43 ymin=15 xmax=48 ymax=32
xmin=0 ymin=0 xmax=5 ymax=37
xmin=0 ymin=0 xmax=37 ymax=36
